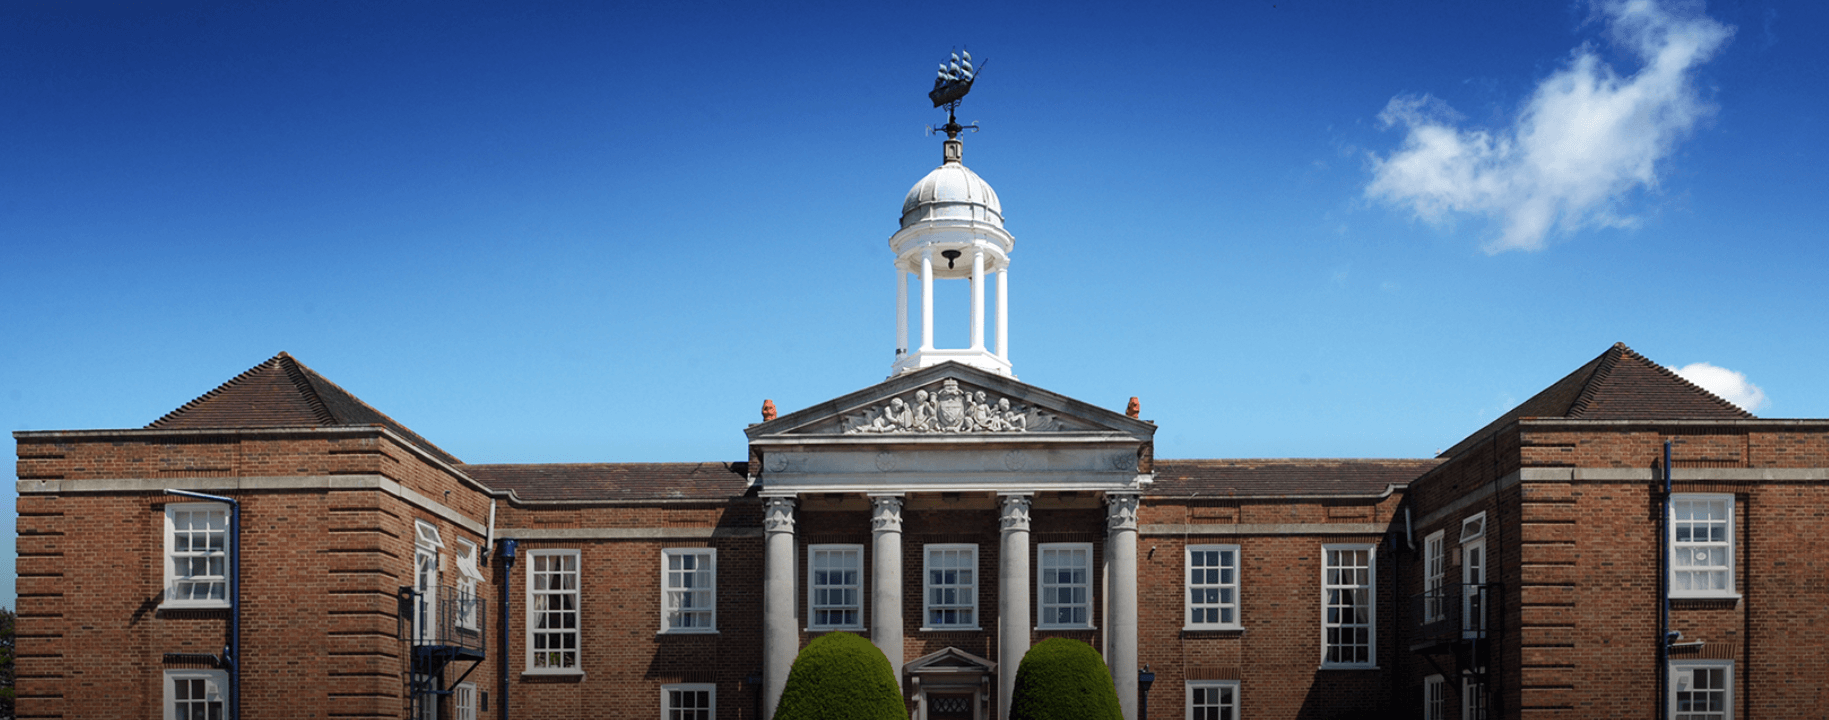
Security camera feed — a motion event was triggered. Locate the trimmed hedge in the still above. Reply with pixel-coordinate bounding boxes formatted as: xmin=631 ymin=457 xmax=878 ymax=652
xmin=772 ymin=632 xmax=905 ymax=720
xmin=1008 ymin=638 xmax=1122 ymax=720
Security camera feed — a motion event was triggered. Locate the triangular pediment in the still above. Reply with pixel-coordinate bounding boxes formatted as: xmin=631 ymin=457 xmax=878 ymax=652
xmin=905 ymin=646 xmax=996 ymax=675
xmin=747 ymin=362 xmax=1153 ymax=441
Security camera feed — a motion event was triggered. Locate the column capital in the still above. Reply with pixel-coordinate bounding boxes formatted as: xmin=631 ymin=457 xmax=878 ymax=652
xmin=1104 ymin=493 xmax=1140 ymax=533
xmin=763 ymin=496 xmax=797 ymax=533
xmin=870 ymin=495 xmax=905 ymax=533
xmin=999 ymin=494 xmax=1032 ymax=533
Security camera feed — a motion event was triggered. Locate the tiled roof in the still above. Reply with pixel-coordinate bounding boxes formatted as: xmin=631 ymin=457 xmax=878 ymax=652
xmin=1439 ymin=342 xmax=1754 ymax=458
xmin=459 ymin=462 xmax=752 ymax=501
xmin=1147 ymin=458 xmax=1439 ymax=497
xmin=147 ymin=352 xmax=462 ymax=465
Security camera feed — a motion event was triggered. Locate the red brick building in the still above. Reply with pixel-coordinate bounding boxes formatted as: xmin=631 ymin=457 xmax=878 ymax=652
xmin=13 ymin=132 xmax=1828 ymax=720
xmin=16 ymin=341 xmax=1825 ymax=720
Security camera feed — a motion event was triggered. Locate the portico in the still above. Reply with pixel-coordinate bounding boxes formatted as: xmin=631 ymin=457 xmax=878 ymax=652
xmin=747 ymin=363 xmax=1156 ymax=720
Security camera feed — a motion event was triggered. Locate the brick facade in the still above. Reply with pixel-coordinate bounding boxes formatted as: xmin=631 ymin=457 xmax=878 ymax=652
xmin=13 ymin=346 xmax=1829 ymax=720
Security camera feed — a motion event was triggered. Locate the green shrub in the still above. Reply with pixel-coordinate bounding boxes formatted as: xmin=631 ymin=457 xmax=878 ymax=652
xmin=773 ymin=632 xmax=905 ymax=720
xmin=1008 ymin=638 xmax=1122 ymax=720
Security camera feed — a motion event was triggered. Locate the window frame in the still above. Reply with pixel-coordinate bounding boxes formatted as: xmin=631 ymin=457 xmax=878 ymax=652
xmin=1462 ymin=676 xmax=1488 ymax=720
xmin=662 ymin=682 xmax=717 ymax=720
xmin=1422 ymin=530 xmax=1446 ymax=622
xmin=1185 ymin=679 xmax=1239 ymax=720
xmin=164 ymin=669 xmax=229 ymax=720
xmin=525 ymin=548 xmax=582 ymax=674
xmin=1319 ymin=543 xmax=1376 ymax=669
xmin=807 ymin=544 xmax=865 ymax=631
xmin=1670 ymin=494 xmax=1737 ymax=599
xmin=1184 ymin=544 xmax=1241 ymax=630
xmin=1423 ymin=674 xmax=1446 ymax=720
xmin=162 ymin=502 xmax=230 ymax=609
xmin=1459 ymin=512 xmax=1486 ymax=544
xmin=661 ymin=548 xmax=718 ymax=634
xmin=454 ymin=538 xmax=483 ymax=632
xmin=454 ymin=681 xmax=478 ymax=720
xmin=922 ymin=544 xmax=979 ymax=631
xmin=1670 ymin=659 xmax=1733 ymax=720
xmin=1037 ymin=542 xmax=1095 ymax=630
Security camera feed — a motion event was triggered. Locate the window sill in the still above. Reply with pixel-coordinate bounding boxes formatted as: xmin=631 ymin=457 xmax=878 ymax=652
xmin=1036 ymin=625 xmax=1096 ymax=631
xmin=1669 ymin=592 xmax=1741 ymax=601
xmin=1670 ymin=596 xmax=1740 ymax=610
xmin=659 ymin=629 xmax=720 ymax=636
xmin=158 ymin=602 xmax=231 ymax=612
xmin=520 ymin=670 xmax=584 ymax=683
xmin=920 ymin=626 xmax=983 ymax=632
xmin=1319 ymin=664 xmax=1379 ymax=671
xmin=1182 ymin=625 xmax=1244 ymax=633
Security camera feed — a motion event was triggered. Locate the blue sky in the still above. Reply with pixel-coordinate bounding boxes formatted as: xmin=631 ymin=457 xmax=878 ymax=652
xmin=4 ymin=0 xmax=1825 ymax=608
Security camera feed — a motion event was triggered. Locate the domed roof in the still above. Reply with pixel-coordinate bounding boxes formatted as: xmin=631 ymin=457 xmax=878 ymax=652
xmin=899 ymin=142 xmax=1003 ymax=229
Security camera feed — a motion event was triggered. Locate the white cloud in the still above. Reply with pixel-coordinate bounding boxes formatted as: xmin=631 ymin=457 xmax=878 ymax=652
xmin=1670 ymin=361 xmax=1768 ymax=413
xmin=1366 ymin=0 xmax=1733 ymax=252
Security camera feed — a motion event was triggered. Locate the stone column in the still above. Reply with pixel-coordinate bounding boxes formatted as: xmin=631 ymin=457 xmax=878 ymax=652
xmin=762 ymin=496 xmax=798 ymax=720
xmin=896 ymin=267 xmax=909 ymax=358
xmin=870 ymin=495 xmax=906 ymax=689
xmin=996 ymin=268 xmax=1008 ymax=362
xmin=970 ymin=247 xmax=985 ymax=350
xmin=997 ymin=494 xmax=1032 ymax=720
xmin=920 ymin=249 xmax=935 ymax=352
xmin=1105 ymin=493 xmax=1141 ymax=720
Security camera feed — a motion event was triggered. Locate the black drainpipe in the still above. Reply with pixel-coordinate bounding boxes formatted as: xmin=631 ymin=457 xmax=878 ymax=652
xmin=499 ymin=539 xmax=518 ymax=720
xmin=1658 ymin=441 xmax=1672 ymax=720
xmin=167 ymin=489 xmax=241 ymax=720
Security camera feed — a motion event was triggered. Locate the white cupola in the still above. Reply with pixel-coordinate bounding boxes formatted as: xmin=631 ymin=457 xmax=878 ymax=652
xmin=889 ymin=135 xmax=1016 ymax=377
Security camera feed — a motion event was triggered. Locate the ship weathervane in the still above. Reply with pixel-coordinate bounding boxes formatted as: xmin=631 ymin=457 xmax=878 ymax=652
xmin=928 ymin=49 xmax=985 ymax=138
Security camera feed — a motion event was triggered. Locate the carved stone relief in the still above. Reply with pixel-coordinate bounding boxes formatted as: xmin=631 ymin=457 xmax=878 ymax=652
xmin=1105 ymin=494 xmax=1139 ymax=533
xmin=999 ymin=495 xmax=1032 ymax=532
xmin=763 ymin=497 xmax=797 ymax=533
xmin=841 ymin=378 xmax=1064 ymax=435
xmin=871 ymin=496 xmax=905 ymax=533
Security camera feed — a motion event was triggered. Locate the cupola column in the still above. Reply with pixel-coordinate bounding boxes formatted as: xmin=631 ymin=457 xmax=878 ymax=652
xmin=920 ymin=249 xmax=935 ymax=352
xmin=970 ymin=247 xmax=986 ymax=351
xmin=896 ymin=268 xmax=909 ymax=358
xmin=996 ymin=268 xmax=1009 ymax=361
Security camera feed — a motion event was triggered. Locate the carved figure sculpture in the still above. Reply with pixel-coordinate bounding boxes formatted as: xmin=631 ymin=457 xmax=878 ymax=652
xmin=1127 ymin=396 xmax=1140 ymax=419
xmin=762 ymin=399 xmax=777 ymax=422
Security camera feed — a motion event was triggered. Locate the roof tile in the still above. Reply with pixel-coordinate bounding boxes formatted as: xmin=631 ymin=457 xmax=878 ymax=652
xmin=148 ymin=352 xmax=462 ymax=465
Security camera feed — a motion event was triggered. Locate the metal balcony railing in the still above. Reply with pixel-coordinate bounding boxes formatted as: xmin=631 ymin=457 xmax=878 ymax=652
xmin=1410 ymin=582 xmax=1493 ymax=651
xmin=398 ymin=585 xmax=488 ymax=656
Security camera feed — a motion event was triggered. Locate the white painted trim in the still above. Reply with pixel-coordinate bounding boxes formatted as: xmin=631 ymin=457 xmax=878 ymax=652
xmin=922 ymin=544 xmax=979 ymax=630
xmin=662 ymin=683 xmax=718 ymax=720
xmin=1319 ymin=543 xmax=1377 ymax=669
xmin=524 ymin=549 xmax=582 ymax=674
xmin=1184 ymin=544 xmax=1242 ymax=631
xmin=1141 ymin=523 xmax=1387 ymax=536
xmin=1185 ymin=679 xmax=1240 ymax=720
xmin=1669 ymin=659 xmax=1734 ymax=720
xmin=1669 ymin=494 xmax=1738 ymax=600
xmin=660 ymin=548 xmax=718 ymax=634
xmin=1035 ymin=542 xmax=1094 ymax=630
xmin=502 ymin=527 xmax=761 ymax=540
xmin=164 ymin=669 xmax=229 ymax=720
xmin=161 ymin=502 xmax=230 ymax=610
xmin=806 ymin=544 xmax=866 ymax=632
xmin=21 ymin=474 xmax=488 ymax=536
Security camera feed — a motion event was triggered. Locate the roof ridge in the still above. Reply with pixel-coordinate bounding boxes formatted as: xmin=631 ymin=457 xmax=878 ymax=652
xmin=147 ymin=353 xmax=296 ymax=429
xmin=1564 ymin=342 xmax=1627 ymax=418
xmin=275 ymin=353 xmax=338 ymax=426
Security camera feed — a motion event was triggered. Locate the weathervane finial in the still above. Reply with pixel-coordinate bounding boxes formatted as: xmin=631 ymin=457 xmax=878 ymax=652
xmin=928 ymin=48 xmax=984 ymax=140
